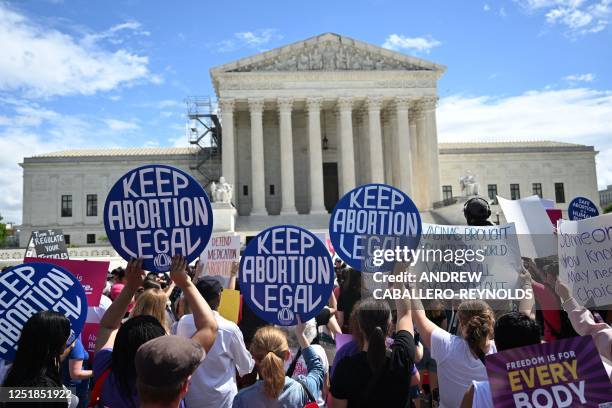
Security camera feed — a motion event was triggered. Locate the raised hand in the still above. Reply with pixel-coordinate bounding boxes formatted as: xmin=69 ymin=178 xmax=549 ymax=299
xmin=518 ymin=266 xmax=533 ymax=289
xmin=125 ymin=258 xmax=145 ymax=290
xmin=169 ymin=254 xmax=189 ymax=289
xmin=554 ymin=278 xmax=571 ymax=302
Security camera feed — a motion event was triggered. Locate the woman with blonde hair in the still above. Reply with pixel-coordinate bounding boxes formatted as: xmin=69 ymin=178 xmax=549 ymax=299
xmin=412 ymin=297 xmax=496 ymax=408
xmin=232 ymin=318 xmax=324 ymax=407
xmin=130 ymin=288 xmax=170 ymax=331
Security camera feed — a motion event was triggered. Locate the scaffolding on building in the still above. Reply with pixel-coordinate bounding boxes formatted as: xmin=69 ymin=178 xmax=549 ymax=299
xmin=185 ymin=96 xmax=222 ymax=187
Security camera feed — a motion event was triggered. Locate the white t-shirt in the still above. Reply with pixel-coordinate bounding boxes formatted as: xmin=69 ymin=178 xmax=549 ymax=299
xmin=430 ymin=328 xmax=496 ymax=408
xmin=472 ymin=380 xmax=493 ymax=408
xmin=177 ymin=312 xmax=255 ymax=408
xmin=284 ymin=344 xmax=329 ymax=407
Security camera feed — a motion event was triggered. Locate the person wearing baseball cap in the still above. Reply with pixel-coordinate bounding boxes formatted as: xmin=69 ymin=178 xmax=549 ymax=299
xmin=176 ymin=266 xmax=255 ymax=408
xmin=135 ymin=335 xmax=204 ymax=408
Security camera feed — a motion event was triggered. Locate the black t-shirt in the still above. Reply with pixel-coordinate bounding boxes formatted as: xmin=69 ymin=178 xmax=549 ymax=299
xmin=330 ymin=330 xmax=416 ymax=407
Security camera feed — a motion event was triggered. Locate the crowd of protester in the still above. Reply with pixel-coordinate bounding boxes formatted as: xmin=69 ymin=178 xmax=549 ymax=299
xmin=1 ymin=198 xmax=611 ymax=408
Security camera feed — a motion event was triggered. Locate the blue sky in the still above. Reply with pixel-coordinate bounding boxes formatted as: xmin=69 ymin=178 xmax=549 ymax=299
xmin=1 ymin=0 xmax=611 ymax=223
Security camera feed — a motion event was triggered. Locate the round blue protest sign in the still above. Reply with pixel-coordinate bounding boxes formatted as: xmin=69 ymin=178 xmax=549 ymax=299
xmin=329 ymin=183 xmax=421 ymax=272
xmin=104 ymin=164 xmax=213 ymax=272
xmin=568 ymin=196 xmax=599 ymax=220
xmin=239 ymin=225 xmax=334 ymax=326
xmin=0 ymin=262 xmax=87 ymax=361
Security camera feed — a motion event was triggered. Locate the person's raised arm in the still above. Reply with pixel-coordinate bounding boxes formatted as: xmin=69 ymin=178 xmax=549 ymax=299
xmin=170 ymin=254 xmax=218 ymax=352
xmin=69 ymin=359 xmax=93 ymax=380
xmin=295 ymin=316 xmax=324 ymax=400
xmin=518 ymin=266 xmax=536 ymax=319
xmin=393 ymin=262 xmax=413 ymax=334
xmin=227 ymin=261 xmax=238 ymax=290
xmin=95 ymin=259 xmax=144 ymax=353
xmin=407 ymin=268 xmax=439 ymax=349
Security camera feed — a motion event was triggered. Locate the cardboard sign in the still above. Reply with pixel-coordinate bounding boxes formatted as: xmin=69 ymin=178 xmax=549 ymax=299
xmin=218 ymin=289 xmax=241 ymax=323
xmin=0 ymin=262 xmax=87 ymax=361
xmin=568 ymin=196 xmax=599 ymax=221
xmin=24 ymin=229 xmax=68 ymax=259
xmin=497 ymin=195 xmax=557 ymax=258
xmin=486 ymin=336 xmax=612 ymax=407
xmin=411 ymin=223 xmax=522 ymax=297
xmin=329 ymin=183 xmax=421 ymax=272
xmin=104 ymin=164 xmax=213 ymax=272
xmin=558 ymin=213 xmax=612 ymax=307
xmin=200 ymin=233 xmax=240 ymax=286
xmin=24 ymin=258 xmax=108 ymax=307
xmin=239 ymin=225 xmax=334 ymax=326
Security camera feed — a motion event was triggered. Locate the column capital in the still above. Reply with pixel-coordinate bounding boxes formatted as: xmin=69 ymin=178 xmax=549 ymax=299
xmin=306 ymin=97 xmax=323 ymax=112
xmin=365 ymin=96 xmax=384 ymax=111
xmin=420 ymin=96 xmax=438 ymax=112
xmin=277 ymin=97 xmax=294 ymax=113
xmin=410 ymin=105 xmax=425 ymax=120
xmin=337 ymin=97 xmax=354 ymax=112
xmin=248 ymin=98 xmax=265 ymax=114
xmin=218 ymin=98 xmax=235 ymax=113
xmin=394 ymin=96 xmax=413 ymax=111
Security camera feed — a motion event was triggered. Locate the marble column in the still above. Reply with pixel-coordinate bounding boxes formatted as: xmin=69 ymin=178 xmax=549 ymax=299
xmin=366 ymin=96 xmax=385 ymax=183
xmin=248 ymin=98 xmax=267 ymax=215
xmin=409 ymin=105 xmax=420 ymax=206
xmin=219 ymin=98 xmax=235 ymax=190
xmin=277 ymin=97 xmax=297 ymax=214
xmin=394 ymin=96 xmax=413 ymax=196
xmin=414 ymin=103 xmax=430 ymax=209
xmin=306 ymin=97 xmax=327 ymax=214
xmin=337 ymin=97 xmax=356 ymax=194
xmin=423 ymin=97 xmax=441 ymax=204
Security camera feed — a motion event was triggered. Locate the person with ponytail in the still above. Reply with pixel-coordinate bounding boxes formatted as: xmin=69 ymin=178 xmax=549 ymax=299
xmin=329 ymin=262 xmax=416 ymax=408
xmin=412 ymin=295 xmax=496 ymax=408
xmin=232 ymin=317 xmax=324 ymax=408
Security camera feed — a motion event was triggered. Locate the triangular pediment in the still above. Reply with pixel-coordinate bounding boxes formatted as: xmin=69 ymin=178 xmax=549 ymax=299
xmin=210 ymin=32 xmax=446 ymax=75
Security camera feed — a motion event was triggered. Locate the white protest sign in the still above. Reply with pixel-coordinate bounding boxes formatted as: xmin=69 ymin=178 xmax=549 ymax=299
xmin=413 ymin=223 xmax=522 ymax=298
xmin=200 ymin=233 xmax=240 ymax=286
xmin=558 ymin=213 xmax=612 ymax=307
xmin=497 ymin=195 xmax=557 ymax=259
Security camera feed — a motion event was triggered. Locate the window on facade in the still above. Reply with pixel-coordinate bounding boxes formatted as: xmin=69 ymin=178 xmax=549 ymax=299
xmin=555 ymin=183 xmax=566 ymax=203
xmin=269 ymin=185 xmax=275 ymax=195
xmin=61 ymin=195 xmax=72 ymax=217
xmin=487 ymin=184 xmax=498 ymax=201
xmin=243 ymin=185 xmax=248 ymax=196
xmin=86 ymin=194 xmax=98 ymax=217
xmin=442 ymin=185 xmax=453 ymax=201
xmin=87 ymin=234 xmax=96 ymax=244
xmin=510 ymin=184 xmax=520 ymax=200
xmin=64 ymin=235 xmax=71 ymax=245
xmin=532 ymin=183 xmax=542 ymax=198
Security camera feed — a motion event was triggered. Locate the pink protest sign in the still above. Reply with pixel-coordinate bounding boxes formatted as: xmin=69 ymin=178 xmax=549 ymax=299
xmin=81 ymin=322 xmax=99 ymax=363
xmin=25 ymin=257 xmax=109 ymax=306
xmin=545 ymin=208 xmax=563 ymax=228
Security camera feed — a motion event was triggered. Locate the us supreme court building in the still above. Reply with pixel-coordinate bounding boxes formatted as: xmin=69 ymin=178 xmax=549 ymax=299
xmin=18 ymin=33 xmax=600 ymax=247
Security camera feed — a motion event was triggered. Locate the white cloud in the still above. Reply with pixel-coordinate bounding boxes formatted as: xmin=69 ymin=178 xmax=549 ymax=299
xmin=564 ymin=73 xmax=595 ymax=81
xmin=0 ymin=98 xmax=132 ymax=223
xmin=382 ymin=34 xmax=442 ymax=53
xmin=0 ymin=4 xmax=157 ymax=98
xmin=104 ymin=118 xmax=140 ymax=131
xmin=514 ymin=0 xmax=611 ymax=34
xmin=214 ymin=29 xmax=282 ymax=53
xmin=484 ymin=3 xmax=491 ymax=11
xmin=437 ymin=87 xmax=612 ymax=189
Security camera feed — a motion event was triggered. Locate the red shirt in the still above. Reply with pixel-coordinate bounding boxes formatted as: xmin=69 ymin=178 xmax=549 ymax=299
xmin=532 ymin=281 xmax=561 ymax=341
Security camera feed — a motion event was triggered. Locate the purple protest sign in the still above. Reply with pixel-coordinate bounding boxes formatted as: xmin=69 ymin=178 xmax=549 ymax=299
xmin=486 ymin=336 xmax=612 ymax=407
